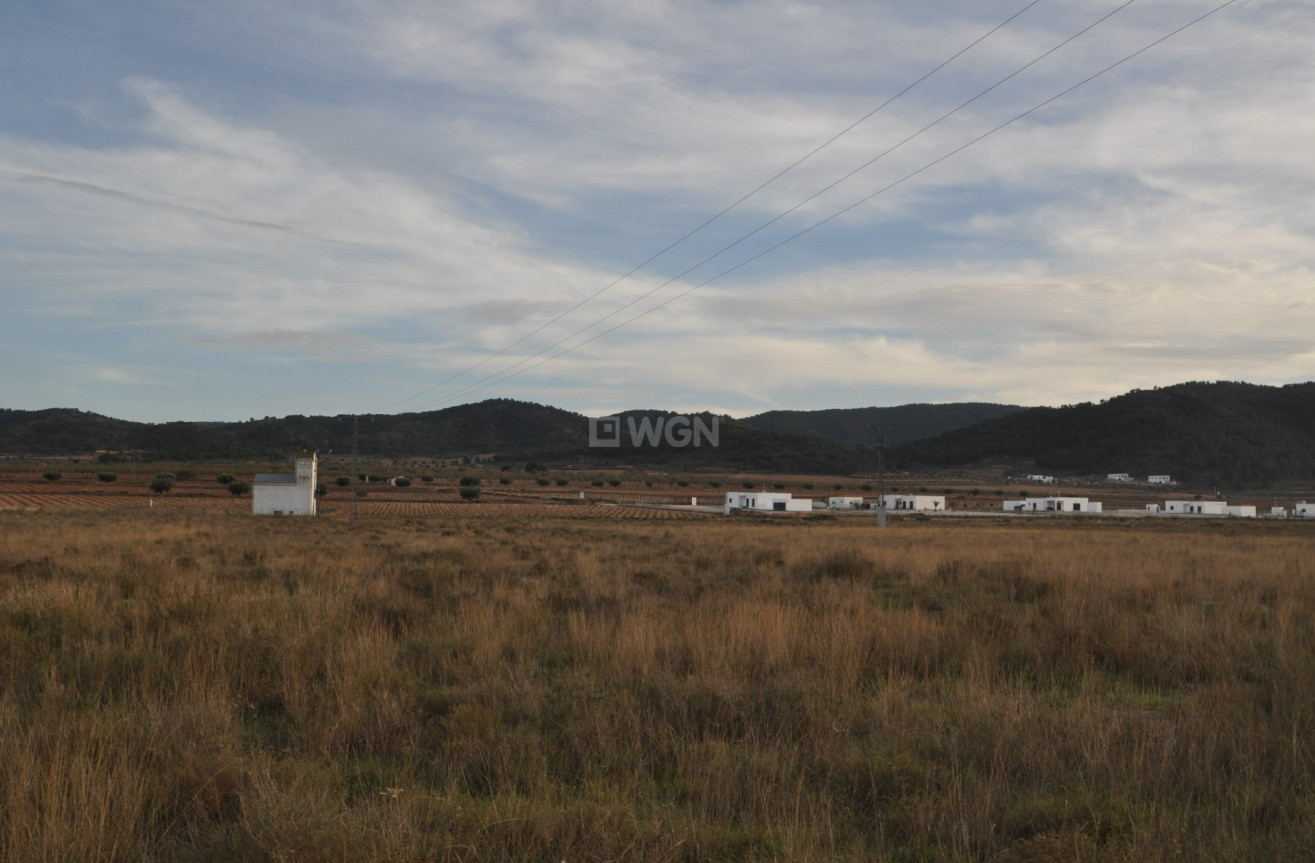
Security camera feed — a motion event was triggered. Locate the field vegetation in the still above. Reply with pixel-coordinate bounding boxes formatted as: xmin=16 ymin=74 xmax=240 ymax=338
xmin=1 ymin=512 xmax=1313 ymax=861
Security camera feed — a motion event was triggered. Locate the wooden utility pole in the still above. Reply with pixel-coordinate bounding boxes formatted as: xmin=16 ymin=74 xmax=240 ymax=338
xmin=871 ymin=425 xmax=888 ymax=527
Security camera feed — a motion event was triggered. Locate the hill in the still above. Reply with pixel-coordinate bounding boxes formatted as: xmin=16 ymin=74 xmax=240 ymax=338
xmin=0 ymin=401 xmax=876 ymax=474
xmin=740 ymin=402 xmax=1025 ymax=447
xmin=891 ymin=381 xmax=1315 ymax=485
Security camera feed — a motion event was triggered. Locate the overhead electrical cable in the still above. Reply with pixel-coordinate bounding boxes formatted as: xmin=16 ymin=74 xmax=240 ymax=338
xmin=408 ymin=0 xmax=1147 ymax=411
xmin=384 ymin=0 xmax=1047 ymax=411
xmin=411 ymin=0 xmax=1242 ymax=409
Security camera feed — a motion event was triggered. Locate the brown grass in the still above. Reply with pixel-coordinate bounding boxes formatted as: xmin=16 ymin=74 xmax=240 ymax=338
xmin=1 ymin=510 xmax=1313 ymax=861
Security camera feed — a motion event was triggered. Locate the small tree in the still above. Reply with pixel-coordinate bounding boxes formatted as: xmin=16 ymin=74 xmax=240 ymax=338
xmin=536 ymin=477 xmax=550 ymax=486
xmin=608 ymin=479 xmax=622 ymax=487
xmin=556 ymin=478 xmax=569 ymax=487
xmin=459 ymin=485 xmax=481 ymax=501
xmin=336 ymin=476 xmax=351 ymax=487
xmin=97 ymin=472 xmax=117 ymax=483
xmin=228 ymin=480 xmax=251 ymax=496
xmin=499 ymin=477 xmax=513 ymax=485
xmin=43 ymin=471 xmax=60 ymax=481
xmin=316 ymin=482 xmax=329 ymax=497
xmin=421 ymin=475 xmax=435 ymax=483
xmin=150 ymin=476 xmax=174 ymax=494
xmin=394 ymin=477 xmax=412 ymax=488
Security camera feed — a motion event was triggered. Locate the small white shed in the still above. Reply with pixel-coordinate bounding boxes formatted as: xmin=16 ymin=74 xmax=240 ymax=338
xmin=253 ymin=451 xmax=317 ymax=516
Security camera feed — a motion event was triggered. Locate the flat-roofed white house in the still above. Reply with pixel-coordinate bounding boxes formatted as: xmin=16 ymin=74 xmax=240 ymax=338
xmin=253 ymin=451 xmax=317 ymax=516
xmin=1148 ymin=475 xmax=1172 ymax=484
xmin=1165 ymin=500 xmax=1224 ymax=515
xmin=1107 ymin=473 xmax=1131 ymax=481
xmin=1004 ymin=496 xmax=1101 ymax=513
xmin=880 ymin=494 xmax=946 ymax=511
xmin=724 ymin=491 xmax=812 ymax=514
xmin=1295 ymin=502 xmax=1314 ymax=518
xmin=1271 ymin=506 xmax=1289 ymax=518
xmin=1027 ymin=474 xmax=1055 ymax=484
xmin=1223 ymin=505 xmax=1257 ymax=518
xmin=827 ymin=496 xmax=865 ymax=510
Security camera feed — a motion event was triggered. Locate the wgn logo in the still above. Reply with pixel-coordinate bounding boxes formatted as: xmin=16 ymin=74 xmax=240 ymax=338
xmin=589 ymin=414 xmax=720 ymax=449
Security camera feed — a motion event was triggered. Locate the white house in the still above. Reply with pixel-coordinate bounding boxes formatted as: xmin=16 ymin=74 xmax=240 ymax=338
xmin=1223 ymin=505 xmax=1257 ymax=518
xmin=1164 ymin=500 xmax=1225 ymax=515
xmin=1295 ymin=502 xmax=1314 ymax=518
xmin=1146 ymin=504 xmax=1163 ymax=514
xmin=724 ymin=491 xmax=811 ymax=514
xmin=1027 ymin=474 xmax=1055 ymax=484
xmin=827 ymin=496 xmax=865 ymax=510
xmin=253 ymin=451 xmax=317 ymax=516
xmin=881 ymin=494 xmax=946 ymax=511
xmin=1148 ymin=475 xmax=1172 ymax=484
xmin=1271 ymin=506 xmax=1289 ymax=518
xmin=1107 ymin=473 xmax=1131 ymax=482
xmin=1004 ymin=496 xmax=1101 ymax=513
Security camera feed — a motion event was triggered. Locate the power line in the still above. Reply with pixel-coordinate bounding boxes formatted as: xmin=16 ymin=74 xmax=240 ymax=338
xmin=384 ymin=0 xmax=1047 ymax=412
xmin=409 ymin=0 xmax=1147 ymax=411
xmin=410 ymin=0 xmax=1242 ymax=408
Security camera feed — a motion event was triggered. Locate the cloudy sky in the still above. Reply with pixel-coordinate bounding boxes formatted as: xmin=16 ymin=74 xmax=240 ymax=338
xmin=2 ymin=0 xmax=1312 ymax=422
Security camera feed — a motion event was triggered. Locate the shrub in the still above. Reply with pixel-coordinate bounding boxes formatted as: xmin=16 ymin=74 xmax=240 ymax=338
xmin=216 ymin=474 xmax=235 ymax=484
xmin=677 ymin=480 xmax=690 ymax=488
xmin=150 ymin=476 xmax=174 ymax=494
xmin=43 ymin=471 xmax=60 ymax=481
xmin=228 ymin=480 xmax=251 ymax=496
xmin=336 ymin=476 xmax=351 ymax=487
xmin=459 ymin=486 xmax=480 ymax=501
xmin=459 ymin=476 xmax=481 ymax=487
xmin=394 ymin=477 xmax=412 ymax=488
xmin=591 ymin=480 xmax=604 ymax=487
xmin=315 ymin=482 xmax=328 ymax=497
xmin=743 ymin=481 xmax=754 ymax=489
xmin=608 ymin=479 xmax=621 ymax=487
xmin=710 ymin=481 xmax=722 ymax=489
xmin=97 ymin=472 xmax=117 ymax=483
xmin=421 ymin=475 xmax=435 ymax=483
xmin=536 ymin=477 xmax=550 ymax=486
xmin=556 ymin=479 xmax=569 ymax=487
xmin=499 ymin=477 xmax=512 ymax=485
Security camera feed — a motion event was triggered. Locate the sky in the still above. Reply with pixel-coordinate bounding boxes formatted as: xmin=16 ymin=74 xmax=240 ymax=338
xmin=2 ymin=0 xmax=1313 ymax=423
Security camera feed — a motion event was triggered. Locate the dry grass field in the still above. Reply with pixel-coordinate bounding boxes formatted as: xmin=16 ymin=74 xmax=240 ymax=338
xmin=1 ymin=510 xmax=1313 ymax=861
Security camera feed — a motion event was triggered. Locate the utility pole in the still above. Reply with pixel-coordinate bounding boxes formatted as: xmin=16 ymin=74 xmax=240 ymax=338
xmin=871 ymin=425 xmax=888 ymax=527
xmin=351 ymin=415 xmax=359 ymax=522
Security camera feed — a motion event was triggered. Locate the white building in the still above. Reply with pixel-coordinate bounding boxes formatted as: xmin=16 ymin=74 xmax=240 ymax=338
xmin=1107 ymin=473 xmax=1131 ymax=482
xmin=1027 ymin=474 xmax=1055 ymax=484
xmin=1148 ymin=475 xmax=1172 ymax=484
xmin=880 ymin=494 xmax=946 ymax=511
xmin=1164 ymin=500 xmax=1224 ymax=515
xmin=1223 ymin=505 xmax=1257 ymax=518
xmin=1146 ymin=504 xmax=1163 ymax=514
xmin=827 ymin=496 xmax=865 ymax=510
xmin=1003 ymin=496 xmax=1102 ymax=513
xmin=253 ymin=451 xmax=317 ymax=516
xmin=1295 ymin=502 xmax=1314 ymax=518
xmin=1271 ymin=506 xmax=1289 ymax=518
xmin=724 ymin=491 xmax=812 ymax=514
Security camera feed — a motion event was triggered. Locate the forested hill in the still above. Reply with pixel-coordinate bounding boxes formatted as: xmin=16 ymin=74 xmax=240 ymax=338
xmin=0 ymin=401 xmax=875 ymax=474
xmin=890 ymin=381 xmax=1315 ymax=485
xmin=741 ymin=402 xmax=1025 ymax=447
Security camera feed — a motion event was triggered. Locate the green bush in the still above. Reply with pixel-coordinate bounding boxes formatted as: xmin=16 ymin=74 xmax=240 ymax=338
xmin=608 ymin=479 xmax=621 ymax=487
xmin=150 ymin=476 xmax=174 ymax=494
xmin=97 ymin=472 xmax=117 ymax=483
xmin=459 ymin=476 xmax=481 ymax=487
xmin=394 ymin=477 xmax=412 ymax=488
xmin=43 ymin=471 xmax=60 ymax=481
xmin=336 ymin=476 xmax=351 ymax=487
xmin=499 ymin=477 xmax=512 ymax=485
xmin=216 ymin=474 xmax=235 ymax=485
xmin=228 ymin=480 xmax=251 ymax=496
xmin=556 ymin=479 xmax=569 ymax=487
xmin=459 ymin=486 xmax=481 ymax=501
xmin=421 ymin=475 xmax=435 ymax=483
xmin=536 ymin=477 xmax=550 ymax=486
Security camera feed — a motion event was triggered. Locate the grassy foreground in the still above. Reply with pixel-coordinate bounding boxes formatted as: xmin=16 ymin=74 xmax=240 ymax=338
xmin=1 ymin=511 xmax=1313 ymax=861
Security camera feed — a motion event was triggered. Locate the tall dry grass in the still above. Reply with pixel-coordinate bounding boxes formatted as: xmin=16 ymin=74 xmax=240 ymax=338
xmin=1 ymin=510 xmax=1313 ymax=861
